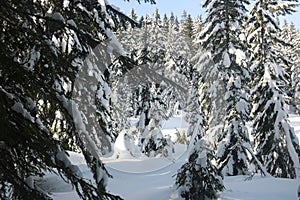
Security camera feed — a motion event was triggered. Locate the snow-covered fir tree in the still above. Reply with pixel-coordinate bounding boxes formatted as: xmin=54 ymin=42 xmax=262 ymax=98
xmin=195 ymin=26 xmax=226 ymax=132
xmin=0 ymin=0 xmax=155 ymax=199
xmin=115 ymin=9 xmax=140 ymax=54
xmin=214 ymin=0 xmax=251 ymax=176
xmin=135 ymin=84 xmax=152 ymax=132
xmin=184 ymin=70 xmax=206 ymax=145
xmin=176 ymin=8 xmax=226 ymax=197
xmin=111 ymin=77 xmax=133 ymax=134
xmin=139 ymin=83 xmax=177 ymax=157
xmin=193 ymin=37 xmax=220 ymax=144
xmin=162 ymin=13 xmax=169 ymax=28
xmin=280 ymin=21 xmax=300 ymax=114
xmin=180 ymin=11 xmax=194 ymax=51
xmin=293 ymin=29 xmax=300 ymax=113
xmin=176 ymin=138 xmax=224 ymax=200
xmin=175 ymin=62 xmax=220 ymax=199
xmin=148 ymin=9 xmax=167 ymax=69
xmin=248 ymin=0 xmax=300 ymax=178
xmin=193 ymin=15 xmax=204 ymax=36
xmin=164 ymin=12 xmax=190 ymax=97
xmin=198 ymin=0 xmax=252 ymax=175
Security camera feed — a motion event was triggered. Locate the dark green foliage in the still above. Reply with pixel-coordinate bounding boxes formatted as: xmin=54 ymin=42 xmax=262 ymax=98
xmin=248 ymin=0 xmax=300 ymax=178
xmin=176 ymin=139 xmax=224 ymax=200
xmin=181 ymin=14 xmax=194 ymax=39
xmin=136 ymin=84 xmax=152 ymax=131
xmin=280 ymin=22 xmax=300 ymax=114
xmin=0 ymin=0 xmax=140 ymax=199
xmin=184 ymin=71 xmax=206 ymax=145
xmin=251 ymin=83 xmax=300 ymax=178
xmin=198 ymin=0 xmax=251 ymax=176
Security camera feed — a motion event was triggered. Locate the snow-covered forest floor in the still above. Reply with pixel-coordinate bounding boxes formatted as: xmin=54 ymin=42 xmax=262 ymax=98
xmin=45 ymin=114 xmax=300 ymax=200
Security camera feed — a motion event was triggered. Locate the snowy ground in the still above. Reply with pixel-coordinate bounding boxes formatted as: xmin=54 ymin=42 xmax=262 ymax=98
xmin=48 ymin=114 xmax=300 ymax=200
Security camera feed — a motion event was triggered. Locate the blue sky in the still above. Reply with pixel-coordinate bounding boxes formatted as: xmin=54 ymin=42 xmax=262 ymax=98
xmin=108 ymin=0 xmax=300 ymax=28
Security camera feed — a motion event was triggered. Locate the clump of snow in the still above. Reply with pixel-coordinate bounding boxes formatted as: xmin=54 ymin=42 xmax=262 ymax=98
xmin=63 ymin=0 xmax=69 ymax=8
xmin=0 ymin=86 xmax=14 ymax=99
xmin=263 ymin=65 xmax=273 ymax=83
xmin=231 ymin=48 xmax=246 ymax=66
xmin=194 ymin=139 xmax=208 ymax=170
xmin=236 ymin=98 xmax=248 ymax=116
xmin=11 ymin=102 xmax=35 ymax=122
xmin=56 ymin=149 xmax=83 ymax=178
xmin=223 ymin=52 xmax=231 ymax=67
xmin=25 ymin=176 xmax=35 ymax=189
xmin=25 ymin=48 xmax=41 ymax=71
xmin=67 ymin=20 xmax=77 ymax=28
xmin=45 ymin=12 xmax=65 ymax=23
xmin=113 ymin=129 xmax=141 ymax=159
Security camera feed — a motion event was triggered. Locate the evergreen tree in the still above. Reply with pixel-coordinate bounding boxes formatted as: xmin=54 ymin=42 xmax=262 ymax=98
xmin=280 ymin=21 xmax=300 ymax=114
xmin=162 ymin=14 xmax=169 ymax=28
xmin=180 ymin=12 xmax=194 ymax=53
xmin=293 ymin=29 xmax=300 ymax=113
xmin=176 ymin=138 xmax=224 ymax=200
xmin=0 ymin=0 xmax=154 ymax=199
xmin=119 ymin=10 xmax=181 ymax=156
xmin=169 ymin=12 xmax=176 ymax=27
xmin=180 ymin=10 xmax=187 ymax=22
xmin=176 ymin=6 xmax=226 ymax=198
xmin=130 ymin=8 xmax=138 ymax=20
xmin=139 ymin=83 xmax=177 ymax=157
xmin=193 ymin=15 xmax=204 ymax=36
xmin=165 ymin=13 xmax=190 ymax=93
xmin=195 ymin=34 xmax=225 ymax=130
xmin=149 ymin=9 xmax=167 ymax=69
xmin=116 ymin=10 xmax=139 ymax=53
xmin=184 ymin=70 xmax=205 ymax=145
xmin=248 ymin=0 xmax=300 ymax=178
xmin=198 ymin=0 xmax=251 ymax=175
xmin=111 ymin=77 xmax=133 ymax=134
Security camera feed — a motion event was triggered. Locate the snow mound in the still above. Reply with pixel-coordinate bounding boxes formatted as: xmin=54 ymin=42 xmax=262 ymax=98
xmin=113 ymin=129 xmax=141 ymax=159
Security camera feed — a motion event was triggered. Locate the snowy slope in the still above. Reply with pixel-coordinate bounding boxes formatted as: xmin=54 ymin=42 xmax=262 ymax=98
xmin=49 ymin=114 xmax=300 ymax=200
